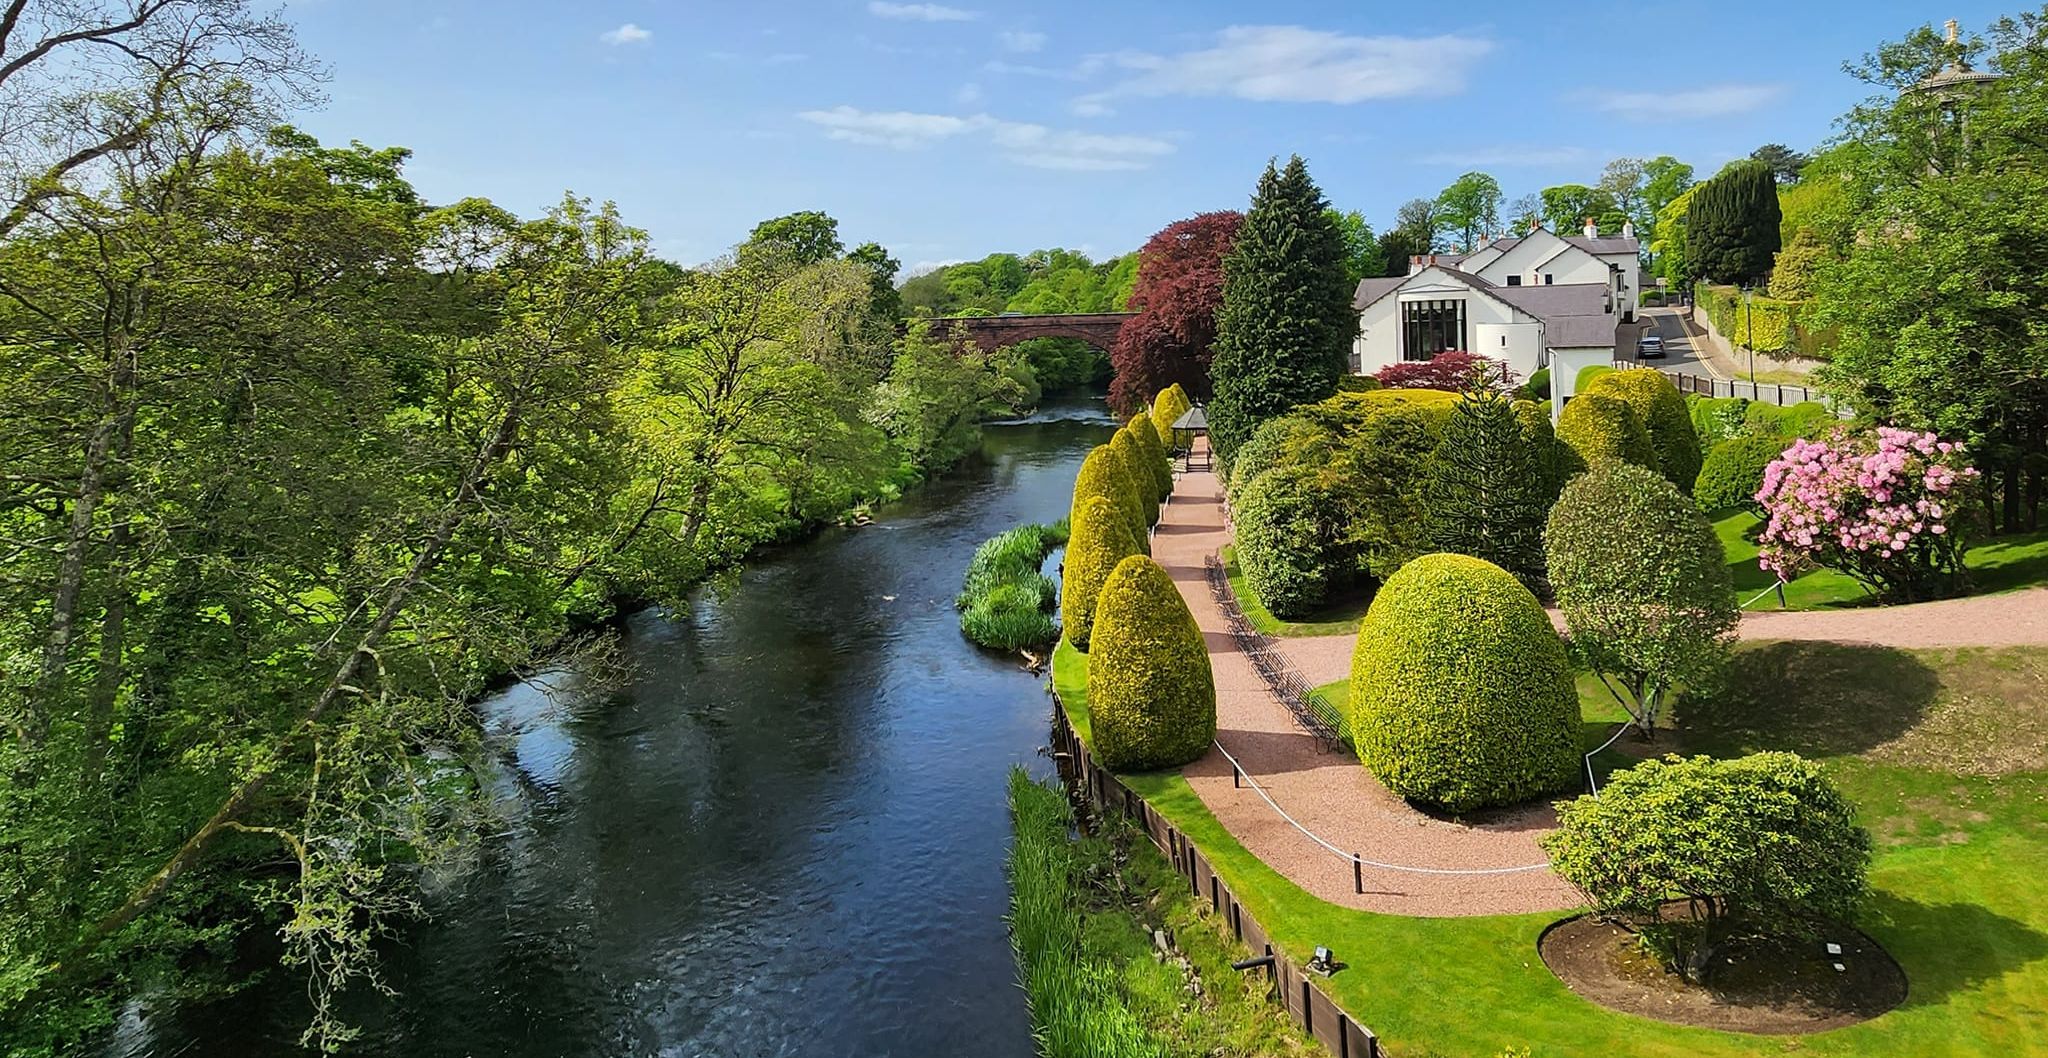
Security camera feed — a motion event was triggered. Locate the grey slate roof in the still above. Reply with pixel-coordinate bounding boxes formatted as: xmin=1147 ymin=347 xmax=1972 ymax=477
xmin=1352 ymin=275 xmax=1406 ymax=309
xmin=1352 ymin=261 xmax=1626 ymax=351
xmin=1565 ymin=236 xmax=1640 ymax=256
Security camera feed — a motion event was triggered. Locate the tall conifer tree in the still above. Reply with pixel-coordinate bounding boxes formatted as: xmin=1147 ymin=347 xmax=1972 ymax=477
xmin=1421 ymin=386 xmax=1553 ymax=586
xmin=1207 ymin=157 xmax=1355 ymax=468
xmin=1685 ymin=161 xmax=1782 ymax=285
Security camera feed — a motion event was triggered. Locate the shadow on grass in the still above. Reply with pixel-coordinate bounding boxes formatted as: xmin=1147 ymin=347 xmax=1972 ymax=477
xmin=1679 ymin=642 xmax=1943 ymax=759
xmin=1968 ymin=529 xmax=2048 ymax=594
xmin=1866 ymin=889 xmax=2048 ymax=1010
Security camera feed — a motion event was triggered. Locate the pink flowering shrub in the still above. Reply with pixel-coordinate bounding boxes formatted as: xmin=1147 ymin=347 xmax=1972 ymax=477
xmin=1754 ymin=426 xmax=1980 ymax=602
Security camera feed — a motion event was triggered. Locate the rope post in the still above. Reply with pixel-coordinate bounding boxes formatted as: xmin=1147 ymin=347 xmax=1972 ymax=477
xmin=1233 ymin=762 xmax=1241 ymax=788
xmin=1353 ymin=854 xmax=1364 ymax=894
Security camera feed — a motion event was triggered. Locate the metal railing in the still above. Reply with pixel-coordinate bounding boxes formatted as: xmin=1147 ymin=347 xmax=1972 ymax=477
xmin=1203 ymin=555 xmax=1345 ymax=749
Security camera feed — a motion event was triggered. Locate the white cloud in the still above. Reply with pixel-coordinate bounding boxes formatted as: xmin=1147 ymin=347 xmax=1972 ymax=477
xmin=600 ymin=22 xmax=651 ymax=45
xmin=1069 ymin=98 xmax=1113 ymax=117
xmin=867 ymin=2 xmax=978 ymax=21
xmin=1586 ymin=83 xmax=1784 ymax=121
xmin=905 ymin=258 xmax=967 ymax=277
xmin=1000 ymin=29 xmax=1047 ymax=53
xmin=1083 ymin=25 xmax=1492 ymax=108
xmin=1416 ymin=145 xmax=1593 ymax=167
xmin=795 ymin=105 xmax=1174 ymax=171
xmin=955 ymin=82 xmax=984 ymax=105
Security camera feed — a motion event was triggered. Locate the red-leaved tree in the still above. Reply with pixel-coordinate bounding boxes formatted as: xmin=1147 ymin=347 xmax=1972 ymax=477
xmin=1109 ymin=211 xmax=1242 ymax=415
xmin=1373 ymin=350 xmax=1513 ymax=391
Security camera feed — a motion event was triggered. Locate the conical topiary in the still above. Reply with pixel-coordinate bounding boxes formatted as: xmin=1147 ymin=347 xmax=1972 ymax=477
xmin=1126 ymin=413 xmax=1174 ymax=502
xmin=1061 ymin=495 xmax=1142 ymax=651
xmin=1150 ymin=383 xmax=1193 ymax=455
xmin=1348 ymin=553 xmax=1579 ymax=812
xmin=1581 ymin=370 xmax=1703 ymax=493
xmin=1089 ymin=555 xmax=1216 ymax=770
xmin=1072 ymin=443 xmax=1148 ymax=550
xmin=1110 ymin=428 xmax=1159 ymax=526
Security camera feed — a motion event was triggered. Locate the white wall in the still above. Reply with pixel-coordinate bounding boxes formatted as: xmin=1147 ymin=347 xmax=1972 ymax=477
xmin=1352 ymin=268 xmax=1546 ymax=380
xmin=1549 ymin=346 xmax=1619 ymax=423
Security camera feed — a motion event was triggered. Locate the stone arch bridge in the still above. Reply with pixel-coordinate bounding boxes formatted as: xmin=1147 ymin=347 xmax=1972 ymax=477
xmin=926 ymin=312 xmax=1137 ymax=352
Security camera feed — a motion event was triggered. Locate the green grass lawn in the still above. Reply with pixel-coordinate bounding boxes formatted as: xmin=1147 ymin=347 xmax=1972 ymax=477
xmin=1057 ymin=638 xmax=2048 ymax=1058
xmin=1221 ymin=544 xmax=1374 ymax=637
xmin=1715 ymin=510 xmax=2048 ymax=611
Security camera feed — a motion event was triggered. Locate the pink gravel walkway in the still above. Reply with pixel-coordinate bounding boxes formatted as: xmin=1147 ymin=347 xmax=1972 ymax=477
xmin=1158 ymin=445 xmax=1578 ymax=917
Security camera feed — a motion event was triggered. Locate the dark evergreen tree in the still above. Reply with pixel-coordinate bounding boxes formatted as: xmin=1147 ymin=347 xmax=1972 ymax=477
xmin=1421 ymin=387 xmax=1552 ymax=586
xmin=1208 ymin=156 xmax=1355 ymax=467
xmin=1685 ymin=161 xmax=1782 ymax=285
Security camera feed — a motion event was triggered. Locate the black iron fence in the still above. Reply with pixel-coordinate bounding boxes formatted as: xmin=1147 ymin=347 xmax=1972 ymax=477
xmin=1203 ymin=555 xmax=1346 ymax=749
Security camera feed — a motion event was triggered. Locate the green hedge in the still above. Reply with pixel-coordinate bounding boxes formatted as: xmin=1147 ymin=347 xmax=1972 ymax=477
xmin=1573 ymin=363 xmax=1615 ymax=394
xmin=1089 ymin=556 xmax=1215 ymax=771
xmin=1074 ymin=443 xmax=1148 ymax=548
xmin=1517 ymin=367 xmax=1551 ymax=402
xmin=1110 ymin=429 xmax=1160 ymax=526
xmin=1582 ymin=370 xmax=1703 ymax=492
xmin=1695 ymin=283 xmax=1830 ymax=359
xmin=1229 ymin=414 xmax=1332 ymax=496
xmin=1125 ymin=413 xmax=1173 ymax=502
xmin=1694 ymin=435 xmax=1787 ymax=516
xmin=1234 ymin=460 xmax=1348 ymax=618
xmin=1745 ymin=400 xmax=1835 ymax=439
xmin=1060 ymin=495 xmax=1141 ymax=651
xmin=1687 ymin=395 xmax=1751 ymax=446
xmin=1347 ymin=553 xmax=1580 ymax=812
xmin=1556 ymin=393 xmax=1655 ymax=473
xmin=1149 ymin=383 xmax=1193 ymax=453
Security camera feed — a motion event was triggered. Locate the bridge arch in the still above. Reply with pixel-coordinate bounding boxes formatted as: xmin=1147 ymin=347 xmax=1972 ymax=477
xmin=926 ymin=312 xmax=1137 ymax=353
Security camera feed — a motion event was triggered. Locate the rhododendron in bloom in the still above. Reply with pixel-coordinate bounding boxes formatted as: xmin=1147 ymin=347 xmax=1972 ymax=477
xmin=1754 ymin=426 xmax=1979 ymax=602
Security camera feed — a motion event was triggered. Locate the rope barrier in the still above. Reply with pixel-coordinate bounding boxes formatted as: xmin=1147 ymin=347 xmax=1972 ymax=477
xmin=1739 ymin=579 xmax=1790 ymax=610
xmin=1583 ymin=722 xmax=1631 ymax=799
xmin=1208 ymin=739 xmax=1553 ymax=877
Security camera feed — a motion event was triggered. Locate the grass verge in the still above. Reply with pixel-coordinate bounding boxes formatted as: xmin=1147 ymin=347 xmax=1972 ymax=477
xmin=1055 ymin=637 xmax=2048 ymax=1058
xmin=1716 ymin=510 xmax=2048 ymax=611
xmin=1221 ymin=545 xmax=1374 ymax=638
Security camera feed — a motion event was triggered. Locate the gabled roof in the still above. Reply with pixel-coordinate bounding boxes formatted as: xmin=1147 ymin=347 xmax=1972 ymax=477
xmin=1566 ymin=236 xmax=1641 ymax=256
xmin=1352 ymin=263 xmax=1624 ymax=351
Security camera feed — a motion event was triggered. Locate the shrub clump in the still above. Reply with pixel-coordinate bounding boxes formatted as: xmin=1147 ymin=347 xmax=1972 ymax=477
xmin=1060 ymin=496 xmax=1141 ymax=651
xmin=1582 ymin=370 xmax=1703 ymax=491
xmin=957 ymin=522 xmax=1068 ymax=650
xmin=1089 ymin=556 xmax=1216 ymax=771
xmin=1420 ymin=388 xmax=1557 ymax=587
xmin=1347 ymin=553 xmax=1579 ymax=812
xmin=1150 ymin=383 xmax=1193 ymax=454
xmin=1544 ymin=752 xmax=1871 ymax=983
xmin=1556 ymin=392 xmax=1656 ymax=472
xmin=1234 ymin=459 xmax=1349 ymax=617
xmin=1125 ymin=413 xmax=1173 ymax=502
xmin=1110 ymin=428 xmax=1160 ymax=526
xmin=1546 ymin=462 xmax=1737 ymax=736
xmin=1694 ymin=435 xmax=1787 ymax=516
xmin=1074 ymin=443 xmax=1148 ymax=548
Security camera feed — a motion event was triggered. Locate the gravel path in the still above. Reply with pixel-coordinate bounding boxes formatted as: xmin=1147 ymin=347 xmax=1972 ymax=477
xmin=1159 ymin=448 xmax=1578 ymax=917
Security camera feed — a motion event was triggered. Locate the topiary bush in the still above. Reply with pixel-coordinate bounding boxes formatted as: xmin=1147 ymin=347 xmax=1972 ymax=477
xmin=1744 ymin=399 xmax=1834 ymax=440
xmin=1150 ymin=383 xmax=1193 ymax=453
xmin=1073 ymin=443 xmax=1148 ymax=549
xmin=1089 ymin=555 xmax=1216 ymax=771
xmin=1125 ymin=413 xmax=1173 ymax=502
xmin=1060 ymin=495 xmax=1142 ymax=651
xmin=1556 ymin=393 xmax=1655 ymax=473
xmin=1347 ymin=553 xmax=1580 ymax=812
xmin=1234 ymin=460 xmax=1350 ymax=618
xmin=1517 ymin=367 xmax=1551 ymax=402
xmin=1109 ymin=428 xmax=1160 ymax=526
xmin=1544 ymin=752 xmax=1871 ymax=983
xmin=1228 ymin=414 xmax=1332 ymax=496
xmin=1573 ymin=363 xmax=1615 ymax=393
xmin=1582 ymin=369 xmax=1703 ymax=492
xmin=1694 ymin=435 xmax=1786 ymax=516
xmin=1512 ymin=397 xmax=1574 ymax=501
xmin=1546 ymin=461 xmax=1737 ymax=736
xmin=1687 ymin=395 xmax=1751 ymax=446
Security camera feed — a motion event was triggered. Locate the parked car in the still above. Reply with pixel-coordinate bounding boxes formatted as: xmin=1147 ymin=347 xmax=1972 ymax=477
xmin=1635 ymin=334 xmax=1665 ymax=359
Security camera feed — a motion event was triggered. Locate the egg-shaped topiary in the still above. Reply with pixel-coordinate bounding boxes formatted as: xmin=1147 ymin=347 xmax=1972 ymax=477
xmin=1110 ymin=428 xmax=1160 ymax=526
xmin=1694 ymin=434 xmax=1788 ymax=516
xmin=1089 ymin=555 xmax=1216 ymax=771
xmin=1582 ymin=370 xmax=1703 ymax=492
xmin=1126 ymin=413 xmax=1174 ymax=501
xmin=1348 ymin=553 xmax=1580 ymax=812
xmin=1150 ymin=383 xmax=1193 ymax=453
xmin=1072 ymin=443 xmax=1148 ymax=549
xmin=1556 ymin=393 xmax=1656 ymax=474
xmin=1060 ymin=495 xmax=1142 ymax=651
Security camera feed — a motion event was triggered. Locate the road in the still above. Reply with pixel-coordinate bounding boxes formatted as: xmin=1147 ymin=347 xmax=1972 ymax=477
xmin=1628 ymin=305 xmax=1724 ymax=379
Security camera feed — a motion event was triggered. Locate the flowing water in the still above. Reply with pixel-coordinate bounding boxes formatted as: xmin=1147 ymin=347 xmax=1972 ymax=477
xmin=116 ymin=397 xmax=1115 ymax=1058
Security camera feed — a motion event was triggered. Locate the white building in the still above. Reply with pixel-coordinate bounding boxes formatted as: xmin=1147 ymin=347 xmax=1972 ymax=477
xmin=1349 ymin=220 xmax=1642 ymax=398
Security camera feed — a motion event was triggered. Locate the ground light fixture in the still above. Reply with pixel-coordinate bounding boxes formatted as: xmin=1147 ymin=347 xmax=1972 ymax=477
xmin=1307 ymin=946 xmax=1336 ymax=977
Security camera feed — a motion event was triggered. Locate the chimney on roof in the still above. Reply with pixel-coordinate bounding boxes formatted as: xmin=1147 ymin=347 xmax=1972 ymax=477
xmin=1583 ymin=217 xmax=1598 ymax=239
xmin=1621 ymin=220 xmax=1636 ymax=240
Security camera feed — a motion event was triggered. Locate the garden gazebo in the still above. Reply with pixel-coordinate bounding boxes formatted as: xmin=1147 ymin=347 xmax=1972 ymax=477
xmin=1170 ymin=404 xmax=1209 ymax=471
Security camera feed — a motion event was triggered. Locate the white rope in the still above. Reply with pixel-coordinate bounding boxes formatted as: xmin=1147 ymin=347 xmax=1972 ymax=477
xmin=1209 ymin=739 xmax=1553 ymax=877
xmin=1739 ymin=579 xmax=1789 ymax=610
xmin=1583 ymin=722 xmax=1631 ymax=799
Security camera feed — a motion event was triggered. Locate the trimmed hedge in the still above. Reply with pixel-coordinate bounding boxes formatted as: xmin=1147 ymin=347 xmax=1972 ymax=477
xmin=1745 ymin=400 xmax=1835 ymax=439
xmin=1347 ymin=553 xmax=1580 ymax=812
xmin=1088 ymin=555 xmax=1216 ymax=771
xmin=1234 ymin=460 xmax=1348 ymax=618
xmin=1060 ymin=495 xmax=1141 ymax=651
xmin=1573 ymin=363 xmax=1615 ymax=394
xmin=1110 ymin=428 xmax=1160 ymax=526
xmin=1695 ymin=435 xmax=1787 ymax=516
xmin=1582 ymin=370 xmax=1703 ymax=492
xmin=1150 ymin=383 xmax=1193 ymax=453
xmin=1518 ymin=367 xmax=1551 ymax=402
xmin=1696 ymin=282 xmax=1830 ymax=358
xmin=1126 ymin=413 xmax=1173 ymax=501
xmin=1228 ymin=414 xmax=1332 ymax=496
xmin=1074 ymin=443 xmax=1149 ymax=549
xmin=1556 ymin=393 xmax=1656 ymax=473
xmin=1687 ymin=395 xmax=1751 ymax=446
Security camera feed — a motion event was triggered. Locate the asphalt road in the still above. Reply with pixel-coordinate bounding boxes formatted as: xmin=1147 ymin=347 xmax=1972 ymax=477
xmin=1628 ymin=306 xmax=1721 ymax=378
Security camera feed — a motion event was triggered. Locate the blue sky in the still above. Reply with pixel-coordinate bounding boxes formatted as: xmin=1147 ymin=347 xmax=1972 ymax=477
xmin=283 ymin=1 xmax=2006 ymax=271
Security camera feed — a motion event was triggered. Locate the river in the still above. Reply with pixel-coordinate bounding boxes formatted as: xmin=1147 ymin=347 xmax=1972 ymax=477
xmin=115 ymin=397 xmax=1115 ymax=1057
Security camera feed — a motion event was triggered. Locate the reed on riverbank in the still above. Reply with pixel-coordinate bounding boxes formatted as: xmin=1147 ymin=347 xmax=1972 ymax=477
xmin=958 ymin=521 xmax=1068 ymax=649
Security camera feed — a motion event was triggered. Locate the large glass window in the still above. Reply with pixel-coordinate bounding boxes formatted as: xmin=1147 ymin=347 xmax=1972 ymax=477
xmin=1401 ymin=299 xmax=1466 ymax=361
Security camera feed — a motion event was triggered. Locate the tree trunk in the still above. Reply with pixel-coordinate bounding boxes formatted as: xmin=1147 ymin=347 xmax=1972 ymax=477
xmin=31 ymin=415 xmax=117 ymax=746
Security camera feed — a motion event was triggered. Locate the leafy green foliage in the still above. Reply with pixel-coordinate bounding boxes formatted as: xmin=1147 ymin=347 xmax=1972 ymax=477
xmin=1434 ymin=171 xmax=1503 ymax=252
xmin=1124 ymin=414 xmax=1173 ymax=503
xmin=957 ymin=523 xmax=1066 ymax=649
xmin=1582 ymin=370 xmax=1704 ymax=492
xmin=1544 ymin=753 xmax=1871 ymax=982
xmin=1149 ymin=383 xmax=1194 ymax=454
xmin=1695 ymin=435 xmax=1788 ymax=516
xmin=1546 ymin=462 xmax=1738 ymax=735
xmin=1556 ymin=393 xmax=1656 ymax=472
xmin=869 ymin=320 xmax=1033 ymax=472
xmin=1089 ymin=557 xmax=1216 ymax=771
xmin=1060 ymin=496 xmax=1142 ymax=651
xmin=1109 ymin=428 xmax=1160 ymax=527
xmin=1073 ymin=442 xmax=1148 ymax=552
xmin=1234 ymin=459 xmax=1350 ymax=618
xmin=1686 ymin=161 xmax=1782 ymax=285
xmin=1420 ymin=389 xmax=1559 ymax=586
xmin=1208 ymin=157 xmax=1354 ymax=468
xmin=1348 ymin=554 xmax=1580 ymax=812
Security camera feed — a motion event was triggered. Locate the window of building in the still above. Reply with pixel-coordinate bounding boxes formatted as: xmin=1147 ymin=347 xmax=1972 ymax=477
xmin=1505 ymin=274 xmax=1521 ymax=286
xmin=1401 ymin=299 xmax=1465 ymax=361
xmin=1544 ymin=274 xmax=1555 ymax=285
